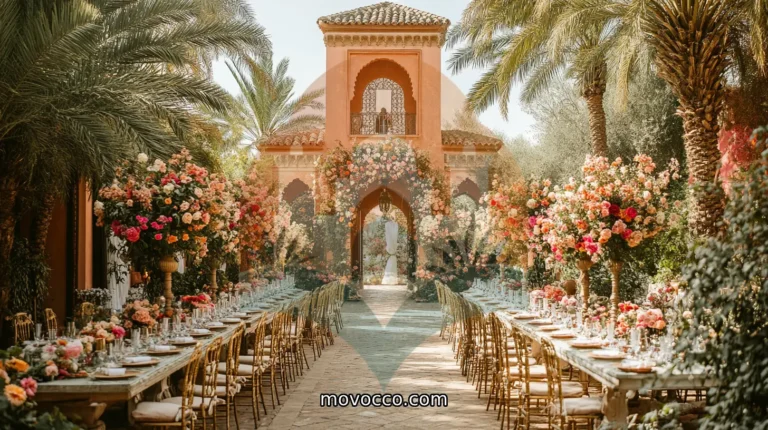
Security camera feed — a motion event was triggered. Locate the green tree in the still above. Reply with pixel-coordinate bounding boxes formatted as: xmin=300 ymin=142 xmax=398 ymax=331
xmin=448 ymin=0 xmax=612 ymax=156
xmin=223 ymin=54 xmax=325 ymax=147
xmin=0 ymin=0 xmax=269 ymax=325
xmin=557 ymin=0 xmax=768 ymax=236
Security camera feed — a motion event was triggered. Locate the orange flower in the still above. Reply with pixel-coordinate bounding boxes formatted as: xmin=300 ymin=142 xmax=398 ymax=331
xmin=4 ymin=384 xmax=27 ymax=406
xmin=6 ymin=358 xmax=29 ymax=373
xmin=195 ymin=236 xmax=207 ymax=244
xmin=164 ymin=198 xmax=172 ymax=204
xmin=167 ymin=235 xmax=178 ymax=244
xmin=182 ymin=234 xmax=189 ymax=241
xmin=56 ymin=339 xmax=67 ymax=346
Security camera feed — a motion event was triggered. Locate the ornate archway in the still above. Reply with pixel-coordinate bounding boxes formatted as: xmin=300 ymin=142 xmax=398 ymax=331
xmin=350 ymin=185 xmax=417 ymax=284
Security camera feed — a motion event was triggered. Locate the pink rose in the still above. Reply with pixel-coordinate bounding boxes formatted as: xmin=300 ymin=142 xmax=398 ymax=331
xmin=154 ymin=233 xmax=163 ymax=241
xmin=20 ymin=377 xmax=37 ymax=397
xmin=112 ymin=326 xmax=126 ymax=339
xmin=44 ymin=364 xmax=59 ymax=378
xmin=111 ymin=220 xmax=122 ymax=236
xmin=125 ymin=227 xmax=140 ymax=243
xmin=64 ymin=340 xmax=83 ymax=359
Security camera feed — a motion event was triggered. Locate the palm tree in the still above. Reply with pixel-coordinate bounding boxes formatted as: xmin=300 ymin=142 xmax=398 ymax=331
xmin=224 ymin=54 xmax=325 ymax=147
xmin=0 ymin=0 xmax=270 ymax=324
xmin=447 ymin=0 xmax=612 ymax=156
xmin=557 ymin=0 xmax=768 ymax=236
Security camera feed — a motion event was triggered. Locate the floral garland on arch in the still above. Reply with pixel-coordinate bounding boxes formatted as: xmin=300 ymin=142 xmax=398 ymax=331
xmin=316 ymin=138 xmax=449 ymax=243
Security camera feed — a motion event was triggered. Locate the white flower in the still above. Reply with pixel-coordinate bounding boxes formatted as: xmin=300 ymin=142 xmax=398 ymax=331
xmin=163 ymin=183 xmax=175 ymax=194
xmin=182 ymin=213 xmax=193 ymax=224
xmin=192 ymin=211 xmax=202 ymax=220
xmin=137 ymin=153 xmax=148 ymax=163
xmin=194 ymin=187 xmax=203 ymax=198
xmin=656 ymin=212 xmax=666 ymax=224
xmin=526 ymin=199 xmax=536 ymax=209
xmin=94 ymin=201 xmax=104 ymax=211
xmin=126 ymin=199 xmax=134 ymax=207
xmin=180 ymin=202 xmax=190 ymax=211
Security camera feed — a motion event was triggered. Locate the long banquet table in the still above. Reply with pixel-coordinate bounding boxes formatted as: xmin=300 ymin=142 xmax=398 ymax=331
xmin=35 ymin=289 xmax=307 ymax=426
xmin=461 ymin=289 xmax=716 ymax=428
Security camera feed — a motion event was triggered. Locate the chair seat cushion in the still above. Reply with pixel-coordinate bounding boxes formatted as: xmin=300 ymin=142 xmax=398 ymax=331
xmin=239 ymin=355 xmax=271 ymax=365
xmin=509 ymin=364 xmax=547 ymax=379
xmin=555 ymin=396 xmax=603 ymax=416
xmin=194 ymin=384 xmax=238 ymax=398
xmin=132 ymin=401 xmax=188 ymax=423
xmin=526 ymin=381 xmax=584 ymax=398
xmin=161 ymin=396 xmax=222 ymax=414
xmin=217 ymin=362 xmax=256 ymax=376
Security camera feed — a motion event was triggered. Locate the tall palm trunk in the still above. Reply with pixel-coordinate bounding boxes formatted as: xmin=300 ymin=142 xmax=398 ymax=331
xmin=644 ymin=0 xmax=729 ymax=237
xmin=583 ymin=88 xmax=609 ymax=157
xmin=582 ymin=65 xmax=609 ymax=157
xmin=33 ymin=193 xmax=57 ymax=255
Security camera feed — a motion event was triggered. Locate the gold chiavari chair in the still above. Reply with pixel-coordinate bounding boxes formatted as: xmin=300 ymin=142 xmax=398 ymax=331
xmin=238 ymin=314 xmax=271 ymax=423
xmin=12 ymin=312 xmax=34 ymax=345
xmin=191 ymin=337 xmax=223 ymax=430
xmin=299 ymin=292 xmax=322 ymax=361
xmin=76 ymin=302 xmax=96 ymax=324
xmin=515 ymin=331 xmax=586 ymax=430
xmin=45 ymin=308 xmax=57 ymax=335
xmin=217 ymin=323 xmax=245 ymax=430
xmin=540 ymin=338 xmax=602 ymax=429
xmin=292 ymin=296 xmax=312 ymax=373
xmin=133 ymin=343 xmax=203 ymax=428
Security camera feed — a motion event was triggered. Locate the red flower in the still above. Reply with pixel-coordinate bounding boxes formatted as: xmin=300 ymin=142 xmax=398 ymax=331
xmin=125 ymin=227 xmax=141 ymax=243
xmin=111 ymin=220 xmax=122 ymax=236
xmin=154 ymin=233 xmax=163 ymax=240
xmin=609 ymin=204 xmax=621 ymax=216
xmin=621 ymin=229 xmax=632 ymax=240
xmin=624 ymin=207 xmax=638 ymax=221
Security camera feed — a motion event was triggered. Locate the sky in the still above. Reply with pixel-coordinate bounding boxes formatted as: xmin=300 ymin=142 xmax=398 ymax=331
xmin=212 ymin=0 xmax=536 ymax=139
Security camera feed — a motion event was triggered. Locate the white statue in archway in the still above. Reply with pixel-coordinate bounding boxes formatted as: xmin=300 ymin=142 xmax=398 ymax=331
xmin=382 ymin=219 xmax=399 ymax=284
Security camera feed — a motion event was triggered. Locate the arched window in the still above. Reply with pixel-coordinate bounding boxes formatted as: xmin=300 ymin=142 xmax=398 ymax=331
xmin=351 ymin=78 xmax=416 ymax=135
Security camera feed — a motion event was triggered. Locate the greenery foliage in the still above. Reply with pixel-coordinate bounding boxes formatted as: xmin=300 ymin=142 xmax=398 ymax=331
xmin=678 ymin=140 xmax=768 ymax=428
xmin=5 ymin=239 xmax=49 ymax=320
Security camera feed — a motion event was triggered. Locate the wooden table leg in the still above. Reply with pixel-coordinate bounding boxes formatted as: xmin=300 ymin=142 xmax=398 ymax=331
xmin=601 ymin=387 xmax=630 ymax=429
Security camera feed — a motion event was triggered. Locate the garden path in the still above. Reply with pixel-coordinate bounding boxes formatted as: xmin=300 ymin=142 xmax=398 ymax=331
xmin=258 ymin=284 xmax=500 ymax=429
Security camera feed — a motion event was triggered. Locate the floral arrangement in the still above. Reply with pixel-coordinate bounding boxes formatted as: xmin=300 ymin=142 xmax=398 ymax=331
xmin=239 ymin=158 xmax=281 ymax=258
xmin=636 ymin=308 xmax=666 ymax=331
xmin=559 ymin=295 xmax=578 ymax=311
xmin=0 ymin=348 xmax=77 ymax=429
xmin=94 ymin=149 xmax=212 ymax=267
xmin=181 ymin=293 xmax=214 ymax=310
xmin=121 ymin=299 xmax=162 ymax=329
xmin=587 ymin=295 xmax=610 ymax=324
xmin=645 ymin=281 xmax=680 ymax=312
xmin=616 ymin=301 xmax=640 ymax=335
xmin=315 ymin=146 xmax=352 ymax=214
xmin=79 ymin=316 xmax=126 ymax=342
xmin=21 ymin=340 xmax=89 ymax=381
xmin=316 ymin=138 xmax=448 ymax=244
xmin=544 ymin=155 xmax=681 ymax=263
xmin=483 ymin=177 xmax=528 ymax=263
xmin=525 ymin=178 xmax=557 ymax=254
xmin=543 ymin=284 xmax=566 ymax=302
xmin=201 ymin=173 xmax=241 ymax=261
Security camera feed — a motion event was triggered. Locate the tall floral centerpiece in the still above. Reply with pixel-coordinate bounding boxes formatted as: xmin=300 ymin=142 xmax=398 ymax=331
xmin=546 ymin=155 xmax=681 ymax=324
xmin=484 ymin=176 xmax=528 ymax=266
xmin=94 ymin=150 xmax=212 ymax=314
xmin=199 ymin=173 xmax=241 ymax=300
xmin=239 ymin=159 xmax=281 ymax=272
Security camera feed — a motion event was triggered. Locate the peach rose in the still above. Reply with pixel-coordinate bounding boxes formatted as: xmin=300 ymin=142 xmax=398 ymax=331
xmin=4 ymin=384 xmax=27 ymax=406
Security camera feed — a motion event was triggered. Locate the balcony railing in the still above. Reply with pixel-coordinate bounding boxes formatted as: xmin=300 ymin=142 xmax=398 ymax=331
xmin=351 ymin=112 xmax=416 ymax=135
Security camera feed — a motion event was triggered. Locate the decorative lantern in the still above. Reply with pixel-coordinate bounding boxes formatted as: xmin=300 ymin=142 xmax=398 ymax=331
xmin=379 ymin=189 xmax=392 ymax=214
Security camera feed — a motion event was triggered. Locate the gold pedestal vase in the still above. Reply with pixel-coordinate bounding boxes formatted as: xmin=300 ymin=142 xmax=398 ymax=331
xmin=209 ymin=258 xmax=219 ymax=303
xmin=609 ymin=260 xmax=624 ymax=326
xmin=158 ymin=255 xmax=178 ymax=315
xmin=576 ymin=258 xmax=594 ymax=325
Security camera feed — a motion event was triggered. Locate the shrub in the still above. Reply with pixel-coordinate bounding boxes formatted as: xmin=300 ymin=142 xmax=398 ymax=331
xmin=678 ymin=141 xmax=768 ymax=428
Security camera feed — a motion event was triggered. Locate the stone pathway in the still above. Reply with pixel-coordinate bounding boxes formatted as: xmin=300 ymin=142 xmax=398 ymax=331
xmin=262 ymin=284 xmax=500 ymax=429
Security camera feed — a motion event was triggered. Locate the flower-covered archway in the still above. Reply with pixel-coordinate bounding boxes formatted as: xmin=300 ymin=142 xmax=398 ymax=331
xmin=315 ymin=138 xmax=448 ymax=284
